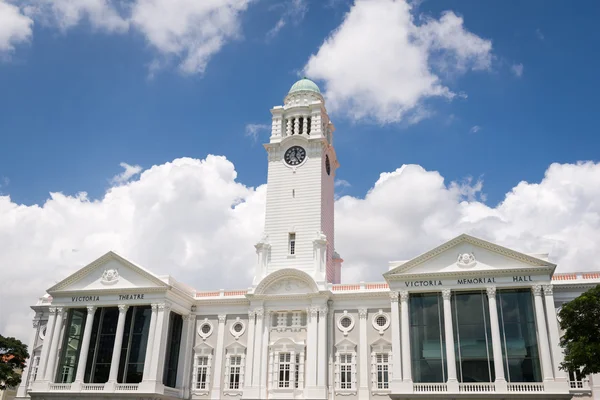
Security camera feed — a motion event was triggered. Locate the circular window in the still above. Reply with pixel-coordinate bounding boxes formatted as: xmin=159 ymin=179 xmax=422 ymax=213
xmin=340 ymin=317 xmax=352 ymax=328
xmin=197 ymin=319 xmax=213 ymax=340
xmin=337 ymin=312 xmax=355 ymax=336
xmin=39 ymin=325 xmax=47 ymax=340
xmin=371 ymin=310 xmax=390 ymax=334
xmin=229 ymin=318 xmax=246 ymax=339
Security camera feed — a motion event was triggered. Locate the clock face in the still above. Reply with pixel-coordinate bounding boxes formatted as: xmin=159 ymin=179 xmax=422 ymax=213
xmin=325 ymin=155 xmax=331 ymax=175
xmin=284 ymin=146 xmax=306 ymax=166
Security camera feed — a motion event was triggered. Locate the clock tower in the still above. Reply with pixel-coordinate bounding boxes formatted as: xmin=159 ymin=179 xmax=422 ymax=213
xmin=253 ymin=78 xmax=342 ymax=287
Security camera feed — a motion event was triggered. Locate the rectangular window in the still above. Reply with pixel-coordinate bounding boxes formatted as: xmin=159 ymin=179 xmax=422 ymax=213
xmin=278 ymin=353 xmax=291 ymax=388
xmin=228 ymin=355 xmax=242 ymax=389
xmin=56 ymin=308 xmax=86 ymax=383
xmin=295 ymin=353 xmax=300 ymax=388
xmin=289 ymin=233 xmax=296 ymax=255
xmin=196 ymin=356 xmax=209 ymax=390
xmin=117 ymin=306 xmax=152 ymax=384
xmin=28 ymin=355 xmax=40 ymax=387
xmin=375 ymin=354 xmax=389 ymax=389
xmin=340 ymin=354 xmax=353 ymax=389
xmin=410 ymin=293 xmax=446 ymax=383
xmin=163 ymin=312 xmax=184 ymax=388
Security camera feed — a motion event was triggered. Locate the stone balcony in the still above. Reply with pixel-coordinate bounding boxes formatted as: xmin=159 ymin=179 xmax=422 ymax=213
xmin=30 ymin=381 xmax=183 ymax=399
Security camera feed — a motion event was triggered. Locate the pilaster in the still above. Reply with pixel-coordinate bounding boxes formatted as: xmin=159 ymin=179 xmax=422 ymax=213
xmin=533 ymin=284 xmax=555 ymax=382
xmin=142 ymin=304 xmax=158 ymax=381
xmin=543 ymin=284 xmax=568 ymax=382
xmin=243 ymin=310 xmax=256 ymax=391
xmin=317 ymin=306 xmax=328 ymax=387
xmin=399 ymin=291 xmax=412 ymax=386
xmin=389 ymin=291 xmax=403 ymax=389
xmin=358 ymin=307 xmax=369 ymax=398
xmin=442 ymin=289 xmax=459 ymax=391
xmin=44 ymin=307 xmax=65 ymax=382
xmin=210 ymin=314 xmax=227 ymax=399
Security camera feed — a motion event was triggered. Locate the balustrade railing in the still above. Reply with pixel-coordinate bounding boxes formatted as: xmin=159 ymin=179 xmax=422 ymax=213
xmin=81 ymin=383 xmax=105 ymax=391
xmin=459 ymin=382 xmax=495 ymax=392
xmin=569 ymin=380 xmax=591 ymax=390
xmin=115 ymin=383 xmax=139 ymax=391
xmin=507 ymin=382 xmax=544 ymax=392
xmin=413 ymin=383 xmax=447 ymax=392
xmin=48 ymin=383 xmax=71 ymax=391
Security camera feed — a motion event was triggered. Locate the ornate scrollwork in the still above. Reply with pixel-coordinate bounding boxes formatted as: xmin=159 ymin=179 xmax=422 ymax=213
xmin=532 ymin=284 xmax=543 ymax=296
xmin=100 ymin=268 xmax=120 ymax=285
xmin=118 ymin=304 xmax=129 ymax=313
xmin=399 ymin=291 xmax=409 ymax=302
xmin=218 ymin=314 xmax=227 ymax=323
xmin=389 ymin=291 xmax=399 ymax=303
xmin=86 ymin=306 xmax=96 ymax=315
xmin=542 ymin=284 xmax=553 ymax=296
xmin=442 ymin=289 xmax=452 ymax=300
xmin=486 ymin=286 xmax=496 ymax=298
xmin=358 ymin=308 xmax=368 ymax=319
xmin=456 ymin=252 xmax=477 ymax=268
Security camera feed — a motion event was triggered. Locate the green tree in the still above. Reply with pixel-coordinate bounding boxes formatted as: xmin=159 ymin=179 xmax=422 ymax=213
xmin=0 ymin=335 xmax=29 ymax=390
xmin=559 ymin=284 xmax=600 ymax=376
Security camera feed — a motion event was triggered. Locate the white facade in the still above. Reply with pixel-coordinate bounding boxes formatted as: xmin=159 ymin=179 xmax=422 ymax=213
xmin=16 ymin=79 xmax=600 ymax=400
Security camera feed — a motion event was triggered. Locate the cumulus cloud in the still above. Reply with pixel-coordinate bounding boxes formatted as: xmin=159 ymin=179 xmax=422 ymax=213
xmin=304 ymin=0 xmax=493 ymax=124
xmin=0 ymin=1 xmax=33 ymax=54
xmin=511 ymin=63 xmax=524 ymax=78
xmin=2 ymin=156 xmax=600 ymax=342
xmin=11 ymin=0 xmax=251 ymax=74
xmin=110 ymin=162 xmax=142 ymax=185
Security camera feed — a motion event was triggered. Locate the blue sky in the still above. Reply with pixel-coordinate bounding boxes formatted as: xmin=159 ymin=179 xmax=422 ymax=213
xmin=1 ymin=0 xmax=598 ymax=206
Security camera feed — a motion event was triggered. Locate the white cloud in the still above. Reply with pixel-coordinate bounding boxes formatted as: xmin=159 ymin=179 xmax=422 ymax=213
xmin=511 ymin=63 xmax=524 ymax=78
xmin=245 ymin=123 xmax=271 ymax=140
xmin=3 ymin=157 xmax=600 ymax=343
xmin=535 ymin=28 xmax=544 ymax=41
xmin=304 ymin=0 xmax=493 ymax=124
xmin=0 ymin=1 xmax=33 ymax=54
xmin=335 ymin=179 xmax=351 ymax=188
xmin=21 ymin=0 xmax=128 ymax=33
xmin=470 ymin=125 xmax=481 ymax=133
xmin=267 ymin=0 xmax=308 ymax=40
xmin=110 ymin=162 xmax=142 ymax=185
xmin=130 ymin=0 xmax=251 ymax=74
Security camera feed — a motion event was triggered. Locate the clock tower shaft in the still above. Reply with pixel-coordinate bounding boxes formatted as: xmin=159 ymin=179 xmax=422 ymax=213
xmin=253 ymin=79 xmax=342 ymax=287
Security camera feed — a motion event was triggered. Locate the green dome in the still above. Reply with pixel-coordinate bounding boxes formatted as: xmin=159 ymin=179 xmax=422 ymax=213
xmin=288 ymin=77 xmax=321 ymax=94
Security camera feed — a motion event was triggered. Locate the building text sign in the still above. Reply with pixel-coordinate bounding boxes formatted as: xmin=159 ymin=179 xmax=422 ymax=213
xmin=402 ymin=274 xmax=540 ymax=288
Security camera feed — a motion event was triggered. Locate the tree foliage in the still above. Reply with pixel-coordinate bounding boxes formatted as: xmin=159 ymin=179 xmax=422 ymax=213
xmin=0 ymin=335 xmax=29 ymax=390
xmin=559 ymin=284 xmax=600 ymax=376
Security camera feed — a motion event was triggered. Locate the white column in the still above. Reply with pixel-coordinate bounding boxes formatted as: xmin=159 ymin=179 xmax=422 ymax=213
xmin=108 ymin=305 xmax=129 ymax=383
xmin=74 ymin=306 xmax=97 ymax=383
xmin=389 ymin=291 xmax=403 ymax=383
xmin=36 ymin=307 xmax=57 ymax=382
xmin=260 ymin=311 xmax=270 ymax=396
xmin=269 ymin=350 xmax=275 ymax=389
xmin=251 ymin=308 xmax=264 ymax=387
xmin=442 ymin=289 xmax=458 ymax=387
xmin=543 ymin=285 xmax=567 ymax=381
xmin=486 ymin=287 xmax=507 ymax=388
xmin=305 ymin=306 xmax=319 ymax=387
xmin=399 ymin=291 xmax=412 ymax=383
xmin=243 ymin=310 xmax=256 ymax=388
xmin=142 ymin=304 xmax=158 ymax=381
xmin=44 ymin=307 xmax=66 ymax=382
xmin=358 ymin=307 xmax=369 ymax=396
xmin=317 ymin=306 xmax=328 ymax=387
xmin=302 ymin=116 xmax=308 ymax=135
xmin=299 ymin=350 xmax=305 ymax=389
xmin=147 ymin=303 xmax=168 ymax=384
xmin=533 ymin=285 xmax=555 ymax=381
xmin=211 ymin=314 xmax=227 ymax=398
xmin=294 ymin=118 xmax=299 ymax=135
xmin=178 ymin=314 xmax=196 ymax=395
xmin=16 ymin=315 xmax=42 ymax=396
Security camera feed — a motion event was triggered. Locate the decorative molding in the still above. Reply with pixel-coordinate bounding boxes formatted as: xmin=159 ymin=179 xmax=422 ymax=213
xmin=248 ymin=310 xmax=255 ymax=319
xmin=320 ymin=306 xmax=329 ymax=317
xmin=358 ymin=308 xmax=368 ymax=319
xmin=151 ymin=303 xmax=158 ymax=311
xmin=218 ymin=314 xmax=227 ymax=323
xmin=100 ymin=268 xmax=120 ymax=285
xmin=309 ymin=306 xmax=320 ymax=319
xmin=337 ymin=311 xmax=355 ymax=336
xmin=399 ymin=291 xmax=409 ymax=302
xmin=253 ymin=268 xmax=319 ymax=296
xmin=86 ymin=306 xmax=96 ymax=315
xmin=532 ymin=284 xmax=543 ymax=296
xmin=255 ymin=307 xmax=264 ymax=319
xmin=158 ymin=303 xmax=171 ymax=312
xmin=543 ymin=284 xmax=553 ymax=296
xmin=456 ymin=252 xmax=477 ymax=268
xmin=486 ymin=286 xmax=496 ymax=298
xmin=32 ymin=320 xmax=40 ymax=329
xmin=118 ymin=304 xmax=129 ymax=313
xmin=229 ymin=317 xmax=246 ymax=340
xmin=55 ymin=307 xmax=64 ymax=314
xmin=389 ymin=291 xmax=399 ymax=303
xmin=48 ymin=307 xmax=57 ymax=315
xmin=442 ymin=289 xmax=452 ymax=300
xmin=198 ymin=318 xmax=214 ymax=340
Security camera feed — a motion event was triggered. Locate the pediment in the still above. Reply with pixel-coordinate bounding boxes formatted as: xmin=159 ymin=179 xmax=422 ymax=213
xmin=48 ymin=251 xmax=168 ymax=294
xmin=254 ymin=269 xmax=319 ymax=296
xmin=335 ymin=338 xmax=357 ymax=351
xmin=194 ymin=342 xmax=214 ymax=354
xmin=384 ymin=234 xmax=555 ymax=280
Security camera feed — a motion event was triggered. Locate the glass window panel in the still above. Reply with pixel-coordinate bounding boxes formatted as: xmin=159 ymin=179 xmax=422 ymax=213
xmin=163 ymin=312 xmax=183 ymax=388
xmin=410 ymin=293 xmax=446 ymax=383
xmin=56 ymin=309 xmax=86 ymax=383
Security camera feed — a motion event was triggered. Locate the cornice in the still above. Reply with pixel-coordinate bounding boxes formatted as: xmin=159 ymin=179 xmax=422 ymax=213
xmin=385 ymin=266 xmax=555 ymax=282
xmin=253 ymin=268 xmax=320 ymax=296
xmin=50 ymin=287 xmax=168 ymax=297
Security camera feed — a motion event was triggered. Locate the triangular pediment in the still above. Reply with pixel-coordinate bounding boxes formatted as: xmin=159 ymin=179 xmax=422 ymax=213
xmin=384 ymin=234 xmax=555 ymax=281
xmin=48 ymin=251 xmax=169 ymax=294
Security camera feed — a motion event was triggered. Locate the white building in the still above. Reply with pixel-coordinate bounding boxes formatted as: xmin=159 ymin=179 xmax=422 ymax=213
xmin=15 ymin=78 xmax=600 ymax=400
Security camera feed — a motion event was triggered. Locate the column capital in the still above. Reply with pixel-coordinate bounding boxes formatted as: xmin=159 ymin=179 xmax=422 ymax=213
xmin=542 ymin=284 xmax=553 ymax=296
xmin=157 ymin=303 xmax=171 ymax=312
xmin=389 ymin=291 xmax=399 ymax=302
xmin=118 ymin=304 xmax=129 ymax=313
xmin=358 ymin=308 xmax=368 ymax=319
xmin=319 ymin=306 xmax=328 ymax=316
xmin=32 ymin=319 xmax=40 ymax=329
xmin=532 ymin=284 xmax=543 ymax=296
xmin=56 ymin=306 xmax=65 ymax=314
xmin=442 ymin=289 xmax=452 ymax=300
xmin=218 ymin=314 xmax=227 ymax=323
xmin=185 ymin=314 xmax=195 ymax=321
xmin=248 ymin=310 xmax=255 ymax=318
xmin=48 ymin=307 xmax=57 ymax=315
xmin=254 ymin=307 xmax=264 ymax=319
xmin=399 ymin=290 xmax=409 ymax=302
xmin=486 ymin=286 xmax=497 ymax=298
xmin=86 ymin=305 xmax=97 ymax=315
xmin=151 ymin=303 xmax=159 ymax=311
xmin=309 ymin=306 xmax=320 ymax=318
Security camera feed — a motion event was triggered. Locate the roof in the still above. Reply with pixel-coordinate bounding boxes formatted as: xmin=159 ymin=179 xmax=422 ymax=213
xmin=288 ymin=77 xmax=320 ymax=94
